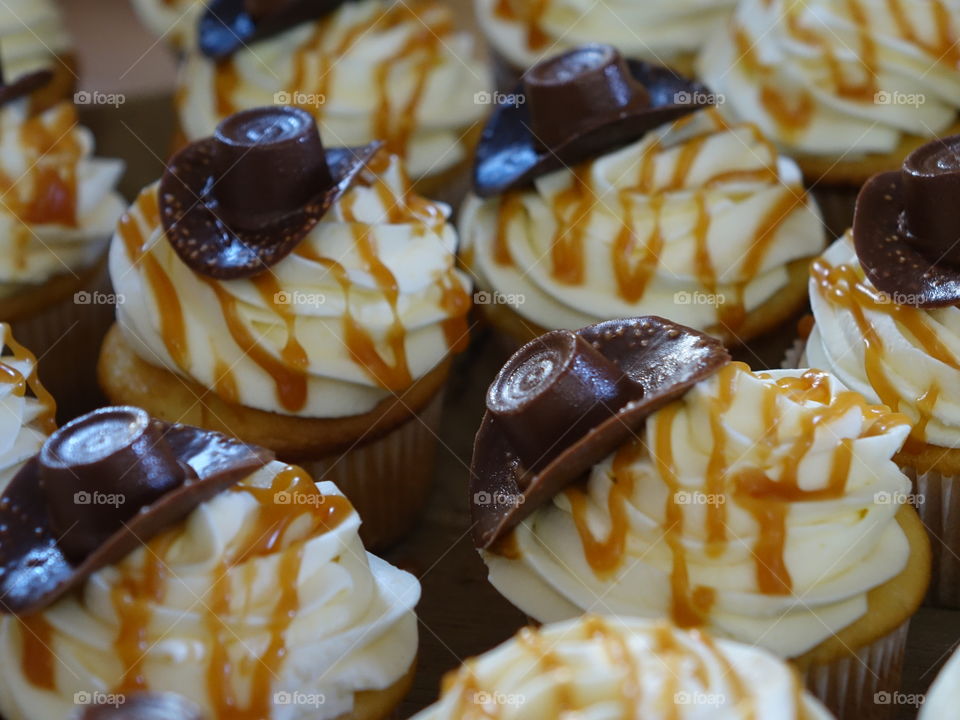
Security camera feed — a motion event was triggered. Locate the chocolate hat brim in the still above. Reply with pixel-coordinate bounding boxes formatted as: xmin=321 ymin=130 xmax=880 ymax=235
xmin=160 ymin=141 xmax=381 ymax=279
xmin=199 ymin=0 xmax=348 ymax=60
xmin=854 ymin=170 xmax=960 ymax=307
xmin=0 ymin=425 xmax=273 ymax=615
xmin=473 ymin=61 xmax=712 ymax=198
xmin=470 ymin=316 xmax=729 ymax=548
xmin=0 ymin=69 xmax=54 ymax=107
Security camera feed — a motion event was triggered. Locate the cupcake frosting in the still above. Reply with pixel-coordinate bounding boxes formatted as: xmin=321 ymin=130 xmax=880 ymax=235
xmin=130 ymin=0 xmax=206 ymax=47
xmin=920 ymin=645 xmax=960 ymax=718
xmin=176 ymin=0 xmax=490 ymax=179
xmin=460 ymin=109 xmax=825 ymax=335
xmin=476 ymin=0 xmax=737 ymax=70
xmin=0 ymin=323 xmax=54 ymax=491
xmin=698 ymin=0 xmax=960 ymax=158
xmin=0 ymin=101 xmax=125 ymax=289
xmin=807 ymin=234 xmax=960 ymax=450
xmin=0 ymin=0 xmax=71 ymax=79
xmin=483 ymin=363 xmax=913 ymax=658
xmin=0 ymin=464 xmax=420 ymax=720
xmin=414 ymin=615 xmax=833 ymax=720
xmin=110 ymin=150 xmax=471 ymax=418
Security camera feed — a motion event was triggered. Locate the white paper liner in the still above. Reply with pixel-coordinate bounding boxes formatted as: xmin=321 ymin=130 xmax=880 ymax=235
xmin=782 ymin=336 xmax=808 ymax=369
xmin=297 ymin=390 xmax=445 ymax=550
xmin=900 ymin=463 xmax=960 ymax=608
xmin=800 ymin=619 xmax=909 ymax=720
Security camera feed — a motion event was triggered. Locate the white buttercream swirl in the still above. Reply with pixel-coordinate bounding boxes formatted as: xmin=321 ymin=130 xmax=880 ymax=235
xmin=110 ymin=151 xmax=471 ymax=418
xmin=920 ymin=644 xmax=960 ymax=718
xmin=175 ymin=0 xmax=489 ymax=180
xmin=0 ymin=0 xmax=71 ymax=80
xmin=0 ymin=465 xmax=420 ymax=720
xmin=460 ymin=109 xmax=825 ymax=334
xmin=697 ymin=0 xmax=960 ymax=158
xmin=414 ymin=615 xmax=834 ymax=720
xmin=483 ymin=365 xmax=913 ymax=658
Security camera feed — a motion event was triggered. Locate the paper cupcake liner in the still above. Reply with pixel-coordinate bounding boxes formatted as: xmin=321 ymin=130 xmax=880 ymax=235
xmin=800 ymin=619 xmax=909 ymax=720
xmin=811 ymin=185 xmax=859 ymax=241
xmin=298 ymin=390 xmax=445 ymax=551
xmin=11 ymin=264 xmax=114 ymax=422
xmin=899 ymin=464 xmax=960 ymax=608
xmin=782 ymin=336 xmax=808 ymax=369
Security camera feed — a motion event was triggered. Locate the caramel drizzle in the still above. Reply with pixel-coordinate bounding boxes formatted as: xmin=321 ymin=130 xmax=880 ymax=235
xmin=1 ymin=325 xmax=56 ymax=432
xmin=811 ymin=256 xmax=952 ymax=447
xmin=493 ymin=0 xmax=552 ymax=50
xmin=568 ymin=362 xmax=909 ymax=622
xmin=19 ymin=615 xmax=57 ymax=690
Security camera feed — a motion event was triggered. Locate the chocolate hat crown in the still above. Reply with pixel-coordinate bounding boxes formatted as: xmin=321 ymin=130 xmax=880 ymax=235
xmin=160 ymin=105 xmax=380 ymax=279
xmin=470 ymin=317 xmax=729 ymax=548
xmin=0 ymin=53 xmax=53 ymax=108
xmin=0 ymin=407 xmax=273 ymax=614
xmin=854 ymin=135 xmax=960 ymax=307
xmin=473 ymin=44 xmax=713 ymax=197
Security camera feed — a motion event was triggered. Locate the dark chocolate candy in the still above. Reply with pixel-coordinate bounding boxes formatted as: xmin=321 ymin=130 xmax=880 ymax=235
xmin=160 ymin=105 xmax=380 ymax=279
xmin=79 ymin=692 xmax=205 ymax=720
xmin=473 ymin=44 xmax=713 ymax=198
xmin=0 ymin=69 xmax=54 ymax=108
xmin=470 ymin=317 xmax=729 ymax=548
xmin=854 ymin=135 xmax=960 ymax=307
xmin=0 ymin=407 xmax=274 ymax=615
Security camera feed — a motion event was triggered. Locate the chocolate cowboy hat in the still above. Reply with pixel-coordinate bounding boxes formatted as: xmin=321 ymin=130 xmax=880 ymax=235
xmin=160 ymin=105 xmax=380 ymax=279
xmin=470 ymin=316 xmax=729 ymax=549
xmin=854 ymin=135 xmax=960 ymax=307
xmin=199 ymin=0 xmax=351 ymax=59
xmin=473 ymin=44 xmax=714 ymax=198
xmin=0 ymin=406 xmax=273 ymax=615
xmin=0 ymin=50 xmax=53 ymax=107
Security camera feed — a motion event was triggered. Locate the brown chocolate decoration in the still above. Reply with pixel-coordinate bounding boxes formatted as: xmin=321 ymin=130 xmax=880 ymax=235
xmin=0 ymin=67 xmax=53 ymax=108
xmin=79 ymin=692 xmax=205 ymax=720
xmin=199 ymin=0 xmax=351 ymax=60
xmin=854 ymin=134 xmax=960 ymax=307
xmin=473 ymin=44 xmax=713 ymax=198
xmin=160 ymin=105 xmax=380 ymax=279
xmin=470 ymin=316 xmax=729 ymax=548
xmin=0 ymin=406 xmax=273 ymax=615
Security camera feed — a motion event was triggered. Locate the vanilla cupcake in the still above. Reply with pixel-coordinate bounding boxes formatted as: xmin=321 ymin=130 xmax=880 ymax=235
xmin=99 ymin=106 xmax=471 ymax=549
xmin=0 ymin=322 xmax=55 ymax=491
xmin=462 ymin=45 xmax=825 ymax=352
xmin=698 ymin=0 xmax=960 ymax=233
xmin=0 ymin=89 xmax=125 ymax=418
xmin=477 ymin=0 xmax=736 ymax=85
xmin=0 ymin=406 xmax=419 ymax=720
xmin=470 ymin=317 xmax=929 ymax=719
xmin=415 ymin=615 xmax=834 ymax=719
xmin=130 ymin=0 xmax=206 ymax=49
xmin=803 ymin=135 xmax=960 ymax=608
xmin=0 ymin=0 xmax=75 ymax=110
xmin=175 ymin=0 xmax=490 ymax=200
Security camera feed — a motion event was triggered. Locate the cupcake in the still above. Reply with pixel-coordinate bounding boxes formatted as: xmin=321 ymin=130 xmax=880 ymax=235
xmin=0 ymin=0 xmax=75 ymax=111
xmin=803 ymin=135 xmax=960 ymax=608
xmin=469 ymin=316 xmax=930 ymax=719
xmin=919 ymin=645 xmax=960 ymax=718
xmin=414 ymin=615 xmax=834 ymax=719
xmin=476 ymin=0 xmax=737 ymax=86
xmin=130 ymin=0 xmax=206 ymax=49
xmin=174 ymin=0 xmax=490 ymax=201
xmin=461 ymin=45 xmax=825 ymax=353
xmin=697 ymin=0 xmax=960 ymax=234
xmin=0 ymin=406 xmax=420 ymax=720
xmin=0 ymin=322 xmax=55 ymax=491
xmin=0 ymin=77 xmax=125 ymax=419
xmin=99 ymin=105 xmax=472 ymax=550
